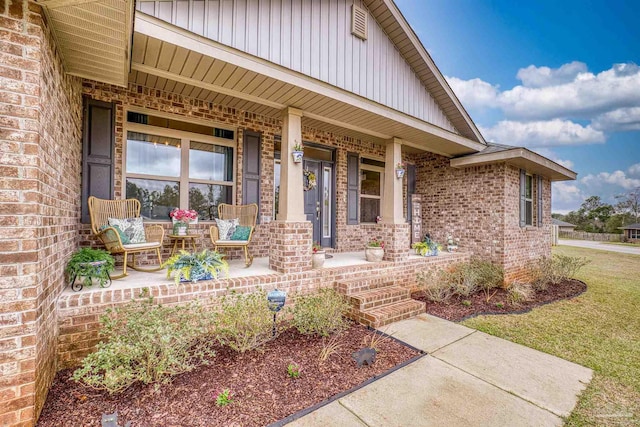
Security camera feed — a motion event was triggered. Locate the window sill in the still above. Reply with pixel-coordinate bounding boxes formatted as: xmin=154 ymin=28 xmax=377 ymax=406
xmin=521 ymin=225 xmax=538 ymax=231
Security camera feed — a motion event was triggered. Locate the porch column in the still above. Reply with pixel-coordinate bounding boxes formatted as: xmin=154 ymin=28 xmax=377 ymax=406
xmin=381 ymin=138 xmax=410 ymax=261
xmin=269 ymin=107 xmax=312 ymax=273
xmin=277 ymin=107 xmax=306 ymax=222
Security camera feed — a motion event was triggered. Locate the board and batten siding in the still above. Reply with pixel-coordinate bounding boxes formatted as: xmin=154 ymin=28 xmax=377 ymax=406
xmin=136 ymin=0 xmax=458 ymax=134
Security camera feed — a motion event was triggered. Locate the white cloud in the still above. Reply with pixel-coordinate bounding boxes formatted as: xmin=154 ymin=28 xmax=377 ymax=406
xmin=592 ymin=107 xmax=640 ymax=131
xmin=449 ymin=62 xmax=640 ymax=122
xmin=446 ymin=76 xmax=499 ymax=109
xmin=532 ymin=148 xmax=575 ymax=170
xmin=629 ymin=163 xmax=640 ymax=177
xmin=516 ymin=61 xmax=588 ymax=88
xmin=479 ymin=119 xmax=605 ymax=147
xmin=552 ymin=181 xmax=583 ymax=205
xmin=581 ymin=170 xmax=640 ymax=190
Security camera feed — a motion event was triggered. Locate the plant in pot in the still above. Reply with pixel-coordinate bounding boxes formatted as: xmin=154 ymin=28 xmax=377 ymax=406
xmin=412 ymin=234 xmax=441 ymax=256
xmin=66 ymin=248 xmax=115 ymax=291
xmin=311 ymin=242 xmax=325 ymax=269
xmin=163 ymin=249 xmax=229 ymax=285
xmin=446 ymin=235 xmax=459 ymax=252
xmin=395 ymin=162 xmax=406 ymax=179
xmin=169 ymin=208 xmax=198 ymax=236
xmin=365 ymin=239 xmax=385 ymax=262
xmin=291 ymin=141 xmax=304 ymax=163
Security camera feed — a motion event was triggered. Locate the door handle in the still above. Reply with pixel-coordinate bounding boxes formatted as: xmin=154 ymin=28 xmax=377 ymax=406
xmin=316 ymin=201 xmax=320 ymax=220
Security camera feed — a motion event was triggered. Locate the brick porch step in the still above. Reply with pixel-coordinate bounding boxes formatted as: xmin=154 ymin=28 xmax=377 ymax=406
xmin=348 ymin=286 xmax=411 ymax=311
xmin=360 ymin=299 xmax=426 ymax=328
xmin=335 ymin=276 xmax=395 ymax=295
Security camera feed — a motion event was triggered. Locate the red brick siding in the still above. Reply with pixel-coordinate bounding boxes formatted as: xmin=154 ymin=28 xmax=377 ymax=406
xmin=0 ymin=1 xmax=82 ymax=425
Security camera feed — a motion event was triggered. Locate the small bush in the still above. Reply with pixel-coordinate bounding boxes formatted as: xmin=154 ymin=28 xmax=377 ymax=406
xmin=508 ymin=282 xmax=533 ymax=306
xmin=215 ymin=389 xmax=233 ymax=407
xmin=287 ymin=362 xmax=301 ymax=379
xmin=319 ymin=334 xmax=343 ymax=363
xmin=292 ymin=288 xmax=349 ymax=337
xmin=529 ymin=255 xmax=590 ymax=290
xmin=215 ymin=290 xmax=276 ymax=353
xmin=417 ymin=271 xmax=455 ymax=302
xmin=72 ymin=298 xmax=216 ymax=394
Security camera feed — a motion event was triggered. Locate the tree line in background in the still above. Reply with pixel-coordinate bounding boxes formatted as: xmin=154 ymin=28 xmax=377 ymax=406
xmin=553 ymin=187 xmax=640 ymax=233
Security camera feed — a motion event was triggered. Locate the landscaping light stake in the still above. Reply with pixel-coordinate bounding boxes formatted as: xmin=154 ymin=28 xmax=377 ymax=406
xmin=267 ymin=289 xmax=286 ymax=337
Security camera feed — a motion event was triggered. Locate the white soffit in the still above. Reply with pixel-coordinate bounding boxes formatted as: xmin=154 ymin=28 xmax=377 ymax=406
xmin=37 ymin=0 xmax=134 ymax=87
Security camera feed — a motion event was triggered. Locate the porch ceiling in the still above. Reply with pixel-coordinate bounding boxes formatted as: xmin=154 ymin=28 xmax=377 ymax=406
xmin=131 ymin=13 xmax=486 ymax=158
xmin=37 ymin=0 xmax=134 ymax=87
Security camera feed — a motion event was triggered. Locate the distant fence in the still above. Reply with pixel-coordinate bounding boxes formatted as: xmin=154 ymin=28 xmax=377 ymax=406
xmin=559 ymin=231 xmax=622 ymax=242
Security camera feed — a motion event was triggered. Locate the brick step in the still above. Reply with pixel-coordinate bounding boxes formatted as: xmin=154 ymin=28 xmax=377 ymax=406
xmin=347 ymin=286 xmax=411 ymax=311
xmin=335 ymin=275 xmax=395 ymax=295
xmin=359 ymin=299 xmax=426 ymax=328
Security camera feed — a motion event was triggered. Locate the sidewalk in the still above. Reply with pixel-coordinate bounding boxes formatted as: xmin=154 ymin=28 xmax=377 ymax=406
xmin=559 ymin=239 xmax=640 ymax=255
xmin=288 ymin=314 xmax=592 ymax=427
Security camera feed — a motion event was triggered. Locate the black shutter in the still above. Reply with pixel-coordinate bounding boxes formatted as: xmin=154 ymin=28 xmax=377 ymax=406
xmin=242 ymin=130 xmax=261 ymax=223
xmin=519 ymin=169 xmax=526 ymax=227
xmin=406 ymin=163 xmax=416 ymax=223
xmin=347 ymin=152 xmax=359 ymax=225
xmin=81 ymin=98 xmax=114 ymax=223
xmin=537 ymin=175 xmax=543 ymax=227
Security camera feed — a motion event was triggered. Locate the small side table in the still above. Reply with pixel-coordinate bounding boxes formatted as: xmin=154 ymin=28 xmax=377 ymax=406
xmin=169 ymin=234 xmax=198 ymax=256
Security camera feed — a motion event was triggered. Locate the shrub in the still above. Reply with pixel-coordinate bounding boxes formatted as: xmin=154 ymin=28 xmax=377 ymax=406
xmin=467 ymin=259 xmax=504 ymax=301
xmin=416 ymin=259 xmax=503 ymax=302
xmin=72 ymin=298 xmax=216 ymax=394
xmin=508 ymin=282 xmax=533 ymax=306
xmin=416 ymin=271 xmax=455 ymax=302
xmin=529 ymin=255 xmax=590 ymax=290
xmin=292 ymin=288 xmax=349 ymax=337
xmin=215 ymin=290 xmax=276 ymax=352
xmin=318 ymin=334 xmax=343 ymax=362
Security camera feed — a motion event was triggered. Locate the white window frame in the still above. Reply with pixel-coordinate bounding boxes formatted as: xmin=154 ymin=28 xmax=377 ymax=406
xmin=123 ymin=108 xmax=237 ymax=222
xmin=524 ymin=173 xmax=533 ymax=226
xmin=359 ymin=157 xmax=384 ymax=224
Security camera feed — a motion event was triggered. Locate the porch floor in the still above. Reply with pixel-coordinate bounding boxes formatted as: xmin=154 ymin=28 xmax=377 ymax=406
xmin=62 ymin=251 xmax=458 ymax=295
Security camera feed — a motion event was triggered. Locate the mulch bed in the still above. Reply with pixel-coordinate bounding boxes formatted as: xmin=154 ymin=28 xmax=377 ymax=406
xmin=412 ymin=279 xmax=587 ymax=322
xmin=38 ymin=323 xmax=418 ymax=427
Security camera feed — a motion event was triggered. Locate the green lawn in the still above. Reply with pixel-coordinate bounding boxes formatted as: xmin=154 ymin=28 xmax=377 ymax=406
xmin=462 ymin=246 xmax=640 ymax=426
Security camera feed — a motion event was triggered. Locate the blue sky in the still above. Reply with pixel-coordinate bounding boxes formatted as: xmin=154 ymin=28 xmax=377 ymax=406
xmin=395 ymin=0 xmax=640 ymax=213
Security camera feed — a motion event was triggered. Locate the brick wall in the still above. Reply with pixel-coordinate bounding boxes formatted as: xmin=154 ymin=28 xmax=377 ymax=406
xmin=413 ymin=151 xmax=552 ymax=281
xmin=79 ymin=82 xmax=394 ymax=262
xmin=0 ymin=1 xmax=82 ymax=425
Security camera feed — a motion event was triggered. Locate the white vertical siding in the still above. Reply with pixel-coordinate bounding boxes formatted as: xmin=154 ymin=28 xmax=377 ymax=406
xmin=136 ymin=0 xmax=457 ymax=133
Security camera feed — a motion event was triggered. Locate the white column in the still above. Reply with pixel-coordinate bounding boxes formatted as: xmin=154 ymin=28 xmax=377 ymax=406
xmin=382 ymin=137 xmax=404 ymax=224
xmin=277 ymin=107 xmax=307 ymax=222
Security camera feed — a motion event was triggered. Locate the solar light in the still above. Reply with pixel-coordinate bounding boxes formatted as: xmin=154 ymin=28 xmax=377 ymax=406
xmin=267 ymin=289 xmax=286 ymax=337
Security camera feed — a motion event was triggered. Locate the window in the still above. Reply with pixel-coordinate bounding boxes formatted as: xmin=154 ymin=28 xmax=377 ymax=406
xmin=524 ymin=174 xmax=533 ymax=226
xmin=630 ymin=229 xmax=639 ymax=239
xmin=124 ymin=114 xmax=235 ymax=221
xmin=360 ymin=158 xmax=384 ymax=223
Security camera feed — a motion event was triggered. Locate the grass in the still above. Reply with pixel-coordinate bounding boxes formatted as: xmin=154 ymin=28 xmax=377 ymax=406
xmin=462 ymin=246 xmax=640 ymax=426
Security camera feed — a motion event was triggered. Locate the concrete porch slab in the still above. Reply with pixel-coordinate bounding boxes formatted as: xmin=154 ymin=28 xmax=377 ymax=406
xmin=337 ymin=356 xmax=561 ymax=427
xmin=431 ymin=331 xmax=593 ymax=417
xmin=382 ymin=313 xmax=475 ymax=353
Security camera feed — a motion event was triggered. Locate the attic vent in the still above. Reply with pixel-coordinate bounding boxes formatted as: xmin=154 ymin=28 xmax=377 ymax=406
xmin=351 ymin=5 xmax=368 ymax=40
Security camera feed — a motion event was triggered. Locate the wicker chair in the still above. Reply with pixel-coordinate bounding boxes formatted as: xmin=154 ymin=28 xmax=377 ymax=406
xmin=210 ymin=203 xmax=258 ymax=267
xmin=88 ymin=196 xmax=165 ymax=279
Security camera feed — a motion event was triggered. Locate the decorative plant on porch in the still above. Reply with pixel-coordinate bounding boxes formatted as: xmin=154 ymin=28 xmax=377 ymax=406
xmin=291 ymin=140 xmax=304 ymax=163
xmin=412 ymin=234 xmax=441 ymax=256
xmin=365 ymin=239 xmax=385 ymax=262
xmin=163 ymin=249 xmax=228 ymax=284
xmin=169 ymin=208 xmax=199 ymax=236
xmin=395 ymin=162 xmax=406 ymax=179
xmin=311 ymin=241 xmax=325 ymax=269
xmin=66 ymin=247 xmax=115 ymax=291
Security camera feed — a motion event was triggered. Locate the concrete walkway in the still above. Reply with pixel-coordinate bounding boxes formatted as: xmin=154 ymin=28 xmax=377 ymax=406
xmin=289 ymin=314 xmax=592 ymax=427
xmin=560 ymin=239 xmax=640 ymax=255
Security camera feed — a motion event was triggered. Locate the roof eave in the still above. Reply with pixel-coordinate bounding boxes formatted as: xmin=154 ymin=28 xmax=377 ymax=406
xmin=450 ymin=147 xmax=577 ymax=181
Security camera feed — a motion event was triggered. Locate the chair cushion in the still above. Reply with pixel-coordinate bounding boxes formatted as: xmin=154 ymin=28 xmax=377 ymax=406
xmin=215 ymin=240 xmax=249 ymax=245
xmin=108 ymin=217 xmax=146 ymax=244
xmin=122 ymin=242 xmax=160 ymax=250
xmin=215 ymin=218 xmax=239 ymax=240
xmin=230 ymin=225 xmax=252 ymax=240
xmin=100 ymin=224 xmax=130 ymax=244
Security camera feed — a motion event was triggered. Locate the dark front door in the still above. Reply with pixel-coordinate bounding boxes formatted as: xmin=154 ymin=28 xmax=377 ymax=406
xmin=303 ymin=159 xmax=334 ymax=247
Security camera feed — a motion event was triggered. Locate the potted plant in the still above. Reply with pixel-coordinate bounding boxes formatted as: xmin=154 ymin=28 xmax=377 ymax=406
xmin=163 ymin=249 xmax=229 ymax=284
xmin=446 ymin=235 xmax=459 ymax=252
xmin=169 ymin=208 xmax=198 ymax=235
xmin=395 ymin=162 xmax=406 ymax=179
xmin=365 ymin=239 xmax=385 ymax=262
xmin=66 ymin=248 xmax=115 ymax=291
xmin=311 ymin=242 xmax=325 ymax=269
xmin=291 ymin=141 xmax=304 ymax=163
xmin=412 ymin=234 xmax=440 ymax=256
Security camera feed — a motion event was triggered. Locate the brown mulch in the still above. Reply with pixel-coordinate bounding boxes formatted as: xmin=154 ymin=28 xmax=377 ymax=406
xmin=412 ymin=279 xmax=587 ymax=322
xmin=37 ymin=323 xmax=418 ymax=427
